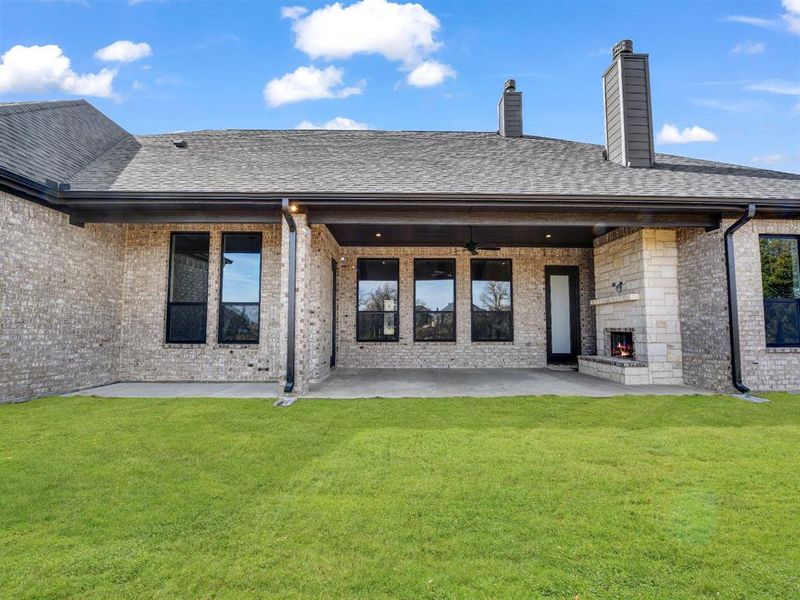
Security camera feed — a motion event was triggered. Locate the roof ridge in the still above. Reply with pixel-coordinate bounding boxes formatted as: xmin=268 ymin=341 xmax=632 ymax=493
xmin=0 ymin=99 xmax=89 ymax=118
xmin=136 ymin=128 xmax=501 ymax=136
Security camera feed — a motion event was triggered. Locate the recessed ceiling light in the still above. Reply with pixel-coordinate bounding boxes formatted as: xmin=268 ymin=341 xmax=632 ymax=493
xmin=375 ymin=232 xmax=382 ymax=237
xmin=545 ymin=234 xmax=552 ymax=238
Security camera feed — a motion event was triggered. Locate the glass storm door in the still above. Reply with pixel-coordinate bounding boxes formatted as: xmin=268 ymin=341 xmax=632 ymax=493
xmin=545 ymin=266 xmax=580 ymax=363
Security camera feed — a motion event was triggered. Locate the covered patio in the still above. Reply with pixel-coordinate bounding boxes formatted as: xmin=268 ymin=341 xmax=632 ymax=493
xmin=66 ymin=368 xmax=708 ymax=399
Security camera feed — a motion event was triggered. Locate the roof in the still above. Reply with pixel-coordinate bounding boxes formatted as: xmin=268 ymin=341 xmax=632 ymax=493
xmin=2 ymin=100 xmax=799 ymax=202
xmin=0 ymin=100 xmax=134 ymax=186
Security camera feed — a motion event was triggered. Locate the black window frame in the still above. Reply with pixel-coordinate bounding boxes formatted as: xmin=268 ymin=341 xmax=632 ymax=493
xmin=218 ymin=232 xmax=262 ymax=345
xmin=759 ymin=234 xmax=800 ymax=348
xmin=470 ymin=258 xmax=514 ymax=342
xmin=165 ymin=232 xmax=210 ymax=344
xmin=413 ymin=258 xmax=456 ymax=343
xmin=356 ymin=258 xmax=400 ymax=343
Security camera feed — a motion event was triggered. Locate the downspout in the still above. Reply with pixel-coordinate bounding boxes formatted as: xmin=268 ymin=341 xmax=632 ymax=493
xmin=724 ymin=204 xmax=756 ymax=393
xmin=281 ymin=198 xmax=297 ymax=394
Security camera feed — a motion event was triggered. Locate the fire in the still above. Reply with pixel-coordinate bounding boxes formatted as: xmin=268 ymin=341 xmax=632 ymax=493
xmin=614 ymin=342 xmax=633 ymax=358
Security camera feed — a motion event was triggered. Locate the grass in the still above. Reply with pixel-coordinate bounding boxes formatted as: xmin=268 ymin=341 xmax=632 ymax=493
xmin=1 ymin=393 xmax=799 ymax=599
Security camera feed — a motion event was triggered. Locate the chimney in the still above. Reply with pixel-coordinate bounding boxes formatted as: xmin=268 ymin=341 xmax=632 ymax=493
xmin=602 ymin=40 xmax=654 ymax=167
xmin=498 ymin=79 xmax=522 ymax=137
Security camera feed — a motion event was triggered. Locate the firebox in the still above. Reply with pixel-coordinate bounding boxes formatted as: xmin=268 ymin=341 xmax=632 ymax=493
xmin=610 ymin=331 xmax=634 ymax=359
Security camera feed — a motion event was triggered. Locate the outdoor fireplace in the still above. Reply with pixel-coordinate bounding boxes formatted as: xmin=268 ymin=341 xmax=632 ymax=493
xmin=610 ymin=331 xmax=634 ymax=359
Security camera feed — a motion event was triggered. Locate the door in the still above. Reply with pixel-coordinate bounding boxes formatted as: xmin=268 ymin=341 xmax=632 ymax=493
xmin=545 ymin=266 xmax=580 ymax=364
xmin=330 ymin=258 xmax=337 ymax=368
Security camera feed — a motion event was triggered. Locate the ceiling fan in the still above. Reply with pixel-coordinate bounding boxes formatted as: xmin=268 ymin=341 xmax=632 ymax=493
xmin=463 ymin=226 xmax=500 ymax=255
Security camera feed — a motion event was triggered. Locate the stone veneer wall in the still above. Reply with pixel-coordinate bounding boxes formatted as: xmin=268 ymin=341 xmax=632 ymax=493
xmin=590 ymin=228 xmax=683 ymax=384
xmin=728 ymin=217 xmax=800 ymax=391
xmin=676 ymin=227 xmax=733 ymax=391
xmin=0 ymin=191 xmax=124 ymax=402
xmin=335 ymin=246 xmax=595 ymax=369
xmin=119 ymin=223 xmax=283 ymax=382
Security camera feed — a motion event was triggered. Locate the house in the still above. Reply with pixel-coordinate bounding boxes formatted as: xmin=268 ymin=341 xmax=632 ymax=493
xmin=1 ymin=39 xmax=799 ymax=403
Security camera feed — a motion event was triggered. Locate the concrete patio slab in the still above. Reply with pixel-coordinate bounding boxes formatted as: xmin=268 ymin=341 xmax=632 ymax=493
xmin=307 ymin=368 xmax=710 ymax=399
xmin=64 ymin=369 xmax=710 ymax=400
xmin=64 ymin=382 xmax=279 ymax=399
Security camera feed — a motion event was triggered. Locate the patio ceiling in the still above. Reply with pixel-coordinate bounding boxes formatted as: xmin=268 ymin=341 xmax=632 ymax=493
xmin=326 ymin=223 xmax=603 ymax=247
xmin=312 ymin=206 xmax=720 ymax=248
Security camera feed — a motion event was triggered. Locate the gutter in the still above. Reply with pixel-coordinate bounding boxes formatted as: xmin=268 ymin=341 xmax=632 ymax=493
xmin=55 ymin=189 xmax=799 ymax=212
xmin=0 ymin=167 xmax=59 ymax=205
xmin=281 ymin=198 xmax=297 ymax=394
xmin=724 ymin=204 xmax=756 ymax=393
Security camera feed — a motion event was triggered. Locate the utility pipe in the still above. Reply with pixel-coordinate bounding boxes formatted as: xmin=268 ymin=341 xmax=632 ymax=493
xmin=724 ymin=203 xmax=756 ymax=393
xmin=281 ymin=198 xmax=297 ymax=394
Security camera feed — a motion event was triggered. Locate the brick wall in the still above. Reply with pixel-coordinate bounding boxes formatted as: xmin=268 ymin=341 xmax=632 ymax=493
xmin=335 ymin=245 xmax=595 ymax=369
xmin=728 ymin=218 xmax=800 ymax=391
xmin=119 ymin=223 xmax=283 ymax=382
xmin=0 ymin=191 xmax=124 ymax=402
xmin=676 ymin=227 xmax=733 ymax=391
xmin=306 ymin=225 xmax=341 ymax=383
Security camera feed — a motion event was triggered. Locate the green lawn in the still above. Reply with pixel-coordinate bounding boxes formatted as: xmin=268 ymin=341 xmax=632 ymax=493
xmin=1 ymin=394 xmax=799 ymax=599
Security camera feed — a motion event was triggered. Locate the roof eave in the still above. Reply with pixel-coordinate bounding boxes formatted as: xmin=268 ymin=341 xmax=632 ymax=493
xmin=57 ymin=189 xmax=800 ymax=213
xmin=3 ymin=169 xmax=799 ymax=219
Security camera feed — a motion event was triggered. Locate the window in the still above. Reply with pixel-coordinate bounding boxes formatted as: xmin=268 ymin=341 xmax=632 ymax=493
xmin=219 ymin=233 xmax=262 ymax=344
xmin=166 ymin=233 xmax=210 ymax=343
xmin=471 ymin=259 xmax=513 ymax=342
xmin=414 ymin=259 xmax=456 ymax=341
xmin=760 ymin=235 xmax=800 ymax=347
xmin=357 ymin=258 xmax=399 ymax=342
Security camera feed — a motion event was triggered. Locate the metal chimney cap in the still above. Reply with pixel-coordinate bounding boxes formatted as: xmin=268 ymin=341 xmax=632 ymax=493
xmin=612 ymin=39 xmax=634 ymax=58
xmin=504 ymin=79 xmax=516 ymax=93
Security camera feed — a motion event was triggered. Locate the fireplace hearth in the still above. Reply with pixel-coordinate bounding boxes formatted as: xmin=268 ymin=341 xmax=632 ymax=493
xmin=610 ymin=331 xmax=635 ymax=359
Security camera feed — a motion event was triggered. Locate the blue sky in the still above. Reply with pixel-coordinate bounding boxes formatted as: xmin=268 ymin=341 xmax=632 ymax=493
xmin=1 ymin=0 xmax=799 ymax=172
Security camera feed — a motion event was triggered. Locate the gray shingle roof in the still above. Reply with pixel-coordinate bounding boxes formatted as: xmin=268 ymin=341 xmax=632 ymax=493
xmin=0 ymin=100 xmax=134 ymax=186
xmin=2 ymin=100 xmax=799 ymax=201
xmin=70 ymin=129 xmax=800 ymax=200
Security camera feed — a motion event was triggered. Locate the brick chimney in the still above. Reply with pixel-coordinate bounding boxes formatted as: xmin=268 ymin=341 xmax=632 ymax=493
xmin=602 ymin=40 xmax=654 ymax=167
xmin=498 ymin=79 xmax=522 ymax=138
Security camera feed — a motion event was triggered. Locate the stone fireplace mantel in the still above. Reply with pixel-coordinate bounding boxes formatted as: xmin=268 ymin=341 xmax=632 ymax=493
xmin=590 ymin=293 xmax=640 ymax=306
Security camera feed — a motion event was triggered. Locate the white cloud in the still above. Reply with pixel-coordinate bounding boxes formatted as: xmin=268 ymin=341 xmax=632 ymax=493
xmin=281 ymin=5 xmax=308 ymax=19
xmin=656 ymin=124 xmax=718 ymax=144
xmin=94 ymin=40 xmax=152 ymax=63
xmin=0 ymin=44 xmax=116 ymax=97
xmin=782 ymin=0 xmax=800 ymax=33
xmin=132 ymin=80 xmax=144 ymax=90
xmin=747 ymin=79 xmax=800 ymax=95
xmin=731 ymin=40 xmax=765 ymax=54
xmin=296 ymin=116 xmax=369 ymax=129
xmin=263 ymin=65 xmax=363 ymax=107
xmin=751 ymin=153 xmax=795 ymax=164
xmin=290 ymin=0 xmax=442 ymax=66
xmin=406 ymin=59 xmax=455 ymax=87
xmin=723 ymin=1 xmax=800 ymax=35
xmin=722 ymin=15 xmax=780 ymax=29
xmin=692 ymin=98 xmax=769 ymax=113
